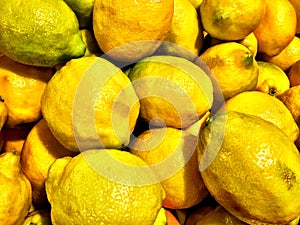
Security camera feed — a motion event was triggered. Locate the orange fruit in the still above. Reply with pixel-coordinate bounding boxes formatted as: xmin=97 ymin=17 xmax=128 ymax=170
xmin=253 ymin=0 xmax=297 ymax=56
xmin=93 ymin=0 xmax=174 ymax=62
xmin=0 ymin=55 xmax=53 ymax=128
xmin=20 ymin=119 xmax=76 ymax=206
xmin=288 ymin=59 xmax=300 ymax=87
xmin=260 ymin=36 xmax=300 ymax=71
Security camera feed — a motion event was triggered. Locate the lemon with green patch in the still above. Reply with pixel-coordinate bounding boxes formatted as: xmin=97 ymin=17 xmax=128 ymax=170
xmin=0 ymin=0 xmax=86 ymax=67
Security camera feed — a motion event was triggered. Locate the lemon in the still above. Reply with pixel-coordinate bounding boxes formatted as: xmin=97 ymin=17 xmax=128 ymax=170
xmin=1 ymin=126 xmax=32 ymax=154
xmin=93 ymin=0 xmax=174 ymax=62
xmin=41 ymin=56 xmax=140 ymax=152
xmin=0 ymin=0 xmax=86 ymax=67
xmin=156 ymin=0 xmax=203 ymax=61
xmin=63 ymin=0 xmax=95 ymax=28
xmin=289 ymin=0 xmax=300 ymax=33
xmin=22 ymin=210 xmax=51 ymax=225
xmin=200 ymin=0 xmax=266 ymax=40
xmin=199 ymin=42 xmax=259 ymax=101
xmin=0 ymin=55 xmax=53 ymax=128
xmin=253 ymin=0 xmax=297 ymax=57
xmin=256 ymin=61 xmax=290 ymax=96
xmin=130 ymin=127 xmax=208 ymax=209
xmin=80 ymin=29 xmax=102 ymax=57
xmin=128 ymin=55 xmax=213 ymax=129
xmin=0 ymin=151 xmax=32 ymax=225
xmin=224 ymin=91 xmax=299 ymax=142
xmin=46 ymin=149 xmax=165 ymax=225
xmin=153 ymin=208 xmax=167 ymax=225
xmin=198 ymin=111 xmax=300 ymax=224
xmin=0 ymin=101 xmax=7 ymax=130
xmin=202 ymin=32 xmax=258 ymax=57
xmin=188 ymin=0 xmax=203 ymax=9
xmin=20 ymin=119 xmax=76 ymax=206
xmin=288 ymin=60 xmax=300 ymax=87
xmin=260 ymin=36 xmax=300 ymax=72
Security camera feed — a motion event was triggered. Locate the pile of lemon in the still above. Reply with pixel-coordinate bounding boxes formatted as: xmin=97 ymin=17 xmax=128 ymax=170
xmin=1 ymin=0 xmax=300 ymax=224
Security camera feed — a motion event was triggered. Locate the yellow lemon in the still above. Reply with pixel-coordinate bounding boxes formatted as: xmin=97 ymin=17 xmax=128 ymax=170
xmin=1 ymin=126 xmax=32 ymax=154
xmin=130 ymin=127 xmax=208 ymax=209
xmin=198 ymin=111 xmax=300 ymax=224
xmin=256 ymin=61 xmax=290 ymax=96
xmin=199 ymin=42 xmax=259 ymax=101
xmin=0 ymin=151 xmax=32 ymax=225
xmin=20 ymin=119 xmax=76 ymax=206
xmin=128 ymin=55 xmax=213 ymax=129
xmin=41 ymin=56 xmax=140 ymax=152
xmin=253 ymin=0 xmax=297 ymax=56
xmin=80 ymin=29 xmax=102 ymax=57
xmin=46 ymin=149 xmax=165 ymax=225
xmin=0 ymin=101 xmax=7 ymax=130
xmin=200 ymin=0 xmax=266 ymax=40
xmin=22 ymin=209 xmax=51 ymax=225
xmin=288 ymin=0 xmax=300 ymax=34
xmin=93 ymin=0 xmax=174 ymax=62
xmin=156 ymin=0 xmax=203 ymax=61
xmin=260 ymin=36 xmax=300 ymax=72
xmin=224 ymin=90 xmax=299 ymax=142
xmin=288 ymin=60 xmax=300 ymax=87
xmin=0 ymin=56 xmax=53 ymax=128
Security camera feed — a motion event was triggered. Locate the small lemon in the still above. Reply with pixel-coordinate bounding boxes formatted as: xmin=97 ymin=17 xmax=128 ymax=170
xmin=63 ymin=0 xmax=95 ymax=28
xmin=22 ymin=209 xmax=51 ymax=225
xmin=256 ymin=61 xmax=290 ymax=96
